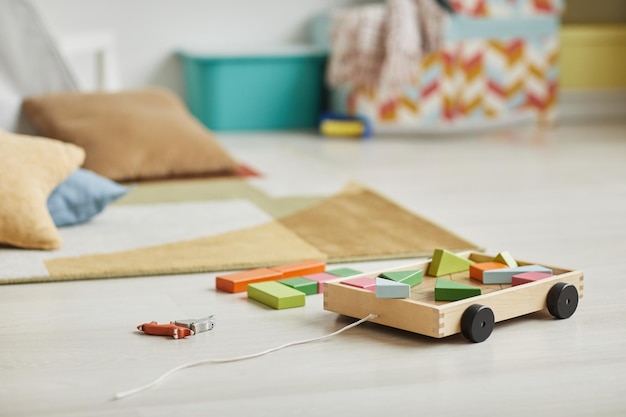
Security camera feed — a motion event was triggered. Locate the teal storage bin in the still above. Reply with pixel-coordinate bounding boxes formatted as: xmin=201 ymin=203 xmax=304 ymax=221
xmin=179 ymin=47 xmax=328 ymax=131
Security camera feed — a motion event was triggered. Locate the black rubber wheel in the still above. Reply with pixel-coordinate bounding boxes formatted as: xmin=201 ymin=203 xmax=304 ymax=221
xmin=547 ymin=282 xmax=579 ymax=319
xmin=461 ymin=304 xmax=495 ymax=343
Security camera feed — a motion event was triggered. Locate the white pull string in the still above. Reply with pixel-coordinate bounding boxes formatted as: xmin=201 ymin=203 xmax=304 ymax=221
xmin=114 ymin=313 xmax=378 ymax=400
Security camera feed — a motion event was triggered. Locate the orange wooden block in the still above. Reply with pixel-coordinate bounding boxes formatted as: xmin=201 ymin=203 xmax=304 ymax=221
xmin=269 ymin=260 xmax=326 ymax=278
xmin=216 ymin=268 xmax=283 ymax=293
xmin=470 ymin=262 xmax=508 ymax=283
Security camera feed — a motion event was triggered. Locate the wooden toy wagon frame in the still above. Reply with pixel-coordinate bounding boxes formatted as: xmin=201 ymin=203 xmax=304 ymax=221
xmin=323 ymin=252 xmax=584 ymax=342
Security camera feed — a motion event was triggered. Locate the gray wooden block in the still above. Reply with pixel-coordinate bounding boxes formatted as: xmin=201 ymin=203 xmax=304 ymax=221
xmin=483 ymin=265 xmax=553 ymax=284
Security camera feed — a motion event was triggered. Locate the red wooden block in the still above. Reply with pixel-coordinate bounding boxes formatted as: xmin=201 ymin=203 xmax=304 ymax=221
xmin=341 ymin=277 xmax=376 ymax=291
xmin=216 ymin=268 xmax=283 ymax=293
xmin=303 ymin=272 xmax=339 ymax=293
xmin=470 ymin=262 xmax=509 ymax=282
xmin=511 ymin=271 xmax=553 ymax=286
xmin=270 ymin=260 xmax=326 ymax=278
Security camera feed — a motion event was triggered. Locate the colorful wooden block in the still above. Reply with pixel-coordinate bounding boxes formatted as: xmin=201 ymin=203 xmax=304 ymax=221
xmin=379 ymin=269 xmax=423 ymax=287
xmin=303 ymin=272 xmax=338 ymax=293
xmin=375 ymin=278 xmax=410 ymax=299
xmin=278 ymin=277 xmax=318 ymax=296
xmin=270 ymin=260 xmax=326 ymax=278
xmin=470 ymin=262 xmax=509 ymax=282
xmin=434 ymin=278 xmax=481 ymax=301
xmin=247 ymin=281 xmax=306 ymax=309
xmin=512 ymin=271 xmax=554 ymax=286
xmin=427 ymin=249 xmax=474 ymax=277
xmin=341 ymin=277 xmax=376 ymax=291
xmin=216 ymin=268 xmax=283 ymax=293
xmin=327 ymin=267 xmax=362 ymax=277
xmin=494 ymin=251 xmax=518 ymax=268
xmin=483 ymin=264 xmax=553 ymax=284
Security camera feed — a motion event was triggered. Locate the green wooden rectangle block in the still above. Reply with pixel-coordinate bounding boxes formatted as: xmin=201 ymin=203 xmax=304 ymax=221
xmin=247 ymin=281 xmax=306 ymax=309
xmin=278 ymin=277 xmax=318 ymax=296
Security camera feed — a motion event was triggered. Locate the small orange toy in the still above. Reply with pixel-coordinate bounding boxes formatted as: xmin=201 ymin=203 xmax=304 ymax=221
xmin=137 ymin=321 xmax=194 ymax=339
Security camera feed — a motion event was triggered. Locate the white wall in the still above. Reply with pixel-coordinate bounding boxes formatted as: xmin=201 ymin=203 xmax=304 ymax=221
xmin=32 ymin=0 xmax=363 ymax=95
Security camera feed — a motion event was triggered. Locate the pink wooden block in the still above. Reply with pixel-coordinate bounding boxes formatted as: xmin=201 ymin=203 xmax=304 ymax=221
xmin=303 ymin=272 xmax=339 ymax=293
xmin=341 ymin=277 xmax=376 ymax=291
xmin=511 ymin=271 xmax=553 ymax=286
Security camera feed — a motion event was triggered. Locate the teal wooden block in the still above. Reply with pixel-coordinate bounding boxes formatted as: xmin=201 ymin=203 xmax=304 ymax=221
xmin=278 ymin=277 xmax=318 ymax=296
xmin=327 ymin=267 xmax=362 ymax=277
xmin=434 ymin=278 xmax=481 ymax=301
xmin=375 ymin=278 xmax=410 ymax=299
xmin=380 ymin=269 xmax=423 ymax=287
xmin=483 ymin=264 xmax=553 ymax=284
xmin=247 ymin=281 xmax=305 ymax=309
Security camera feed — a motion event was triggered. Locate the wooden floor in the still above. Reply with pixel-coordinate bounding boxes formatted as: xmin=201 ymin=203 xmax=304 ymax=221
xmin=1 ymin=119 xmax=625 ymax=416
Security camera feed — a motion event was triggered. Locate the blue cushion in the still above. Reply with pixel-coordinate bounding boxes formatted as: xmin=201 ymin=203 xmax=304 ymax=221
xmin=47 ymin=168 xmax=130 ymax=227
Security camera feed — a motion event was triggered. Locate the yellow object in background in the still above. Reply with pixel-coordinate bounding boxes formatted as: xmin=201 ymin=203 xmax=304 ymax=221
xmin=320 ymin=120 xmax=365 ymax=137
xmin=560 ymin=25 xmax=626 ymax=89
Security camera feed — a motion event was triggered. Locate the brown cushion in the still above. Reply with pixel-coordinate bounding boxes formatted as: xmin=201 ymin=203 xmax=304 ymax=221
xmin=22 ymin=88 xmax=239 ymax=181
xmin=0 ymin=130 xmax=85 ymax=250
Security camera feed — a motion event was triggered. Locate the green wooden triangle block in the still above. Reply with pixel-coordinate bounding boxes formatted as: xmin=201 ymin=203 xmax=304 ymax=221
xmin=434 ymin=278 xmax=481 ymax=301
xmin=494 ymin=251 xmax=518 ymax=268
xmin=380 ymin=270 xmax=423 ymax=287
xmin=428 ymin=249 xmax=474 ymax=276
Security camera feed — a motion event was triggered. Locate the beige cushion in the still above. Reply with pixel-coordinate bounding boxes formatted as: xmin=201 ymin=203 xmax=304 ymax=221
xmin=0 ymin=130 xmax=85 ymax=250
xmin=22 ymin=88 xmax=239 ymax=181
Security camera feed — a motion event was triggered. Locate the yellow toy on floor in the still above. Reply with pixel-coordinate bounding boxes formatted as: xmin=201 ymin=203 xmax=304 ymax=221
xmin=319 ymin=112 xmax=372 ymax=139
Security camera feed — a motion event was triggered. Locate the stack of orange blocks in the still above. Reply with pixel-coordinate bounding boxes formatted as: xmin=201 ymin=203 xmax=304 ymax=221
xmin=216 ymin=260 xmax=362 ymax=309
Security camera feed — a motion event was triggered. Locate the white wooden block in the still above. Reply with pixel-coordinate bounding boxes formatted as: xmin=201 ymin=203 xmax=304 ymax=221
xmin=375 ymin=278 xmax=410 ymax=299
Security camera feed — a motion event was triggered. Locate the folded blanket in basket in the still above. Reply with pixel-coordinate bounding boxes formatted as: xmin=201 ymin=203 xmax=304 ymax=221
xmin=326 ymin=0 xmax=448 ymax=102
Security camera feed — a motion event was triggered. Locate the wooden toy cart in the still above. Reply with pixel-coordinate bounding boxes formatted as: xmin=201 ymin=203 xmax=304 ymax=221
xmin=323 ymin=252 xmax=584 ymax=342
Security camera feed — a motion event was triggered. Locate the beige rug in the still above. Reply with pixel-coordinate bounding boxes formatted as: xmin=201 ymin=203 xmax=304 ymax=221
xmin=1 ymin=181 xmax=481 ymax=284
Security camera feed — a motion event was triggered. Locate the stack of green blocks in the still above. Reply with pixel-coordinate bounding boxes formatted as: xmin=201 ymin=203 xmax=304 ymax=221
xmin=247 ymin=268 xmax=362 ymax=310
